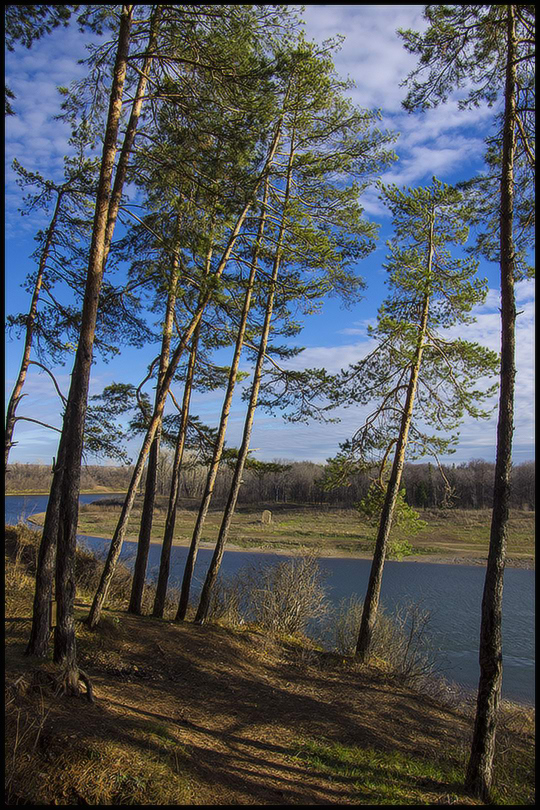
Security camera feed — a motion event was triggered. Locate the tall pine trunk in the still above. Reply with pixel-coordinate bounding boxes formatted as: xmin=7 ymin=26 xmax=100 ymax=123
xmin=128 ymin=248 xmax=178 ymax=614
xmin=193 ymin=174 xmax=286 ymax=624
xmin=356 ymin=223 xmax=433 ymax=662
xmin=465 ymin=6 xmax=516 ymax=801
xmin=87 ymin=301 xmax=208 ymax=628
xmin=152 ymin=324 xmax=200 ymax=617
xmin=26 ymin=5 xmax=135 ymax=663
xmin=175 ymin=217 xmax=263 ymax=621
xmin=152 ymin=230 xmax=214 ymax=618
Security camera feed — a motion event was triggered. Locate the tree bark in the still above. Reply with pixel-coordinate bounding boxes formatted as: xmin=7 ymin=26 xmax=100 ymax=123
xmin=128 ymin=242 xmax=178 ymax=615
xmin=153 ymin=224 xmax=214 ymax=618
xmin=26 ymin=5 xmax=135 ymax=662
xmin=152 ymin=322 xmax=200 ymax=617
xmin=175 ymin=224 xmax=261 ymax=621
xmin=356 ymin=220 xmax=433 ymax=662
xmin=53 ymin=6 xmax=139 ymax=685
xmin=465 ymin=6 xmax=516 ymax=801
xmin=193 ymin=174 xmax=283 ymax=623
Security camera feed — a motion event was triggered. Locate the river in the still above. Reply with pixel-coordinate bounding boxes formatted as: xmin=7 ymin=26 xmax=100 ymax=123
xmin=5 ymin=493 xmax=535 ymax=706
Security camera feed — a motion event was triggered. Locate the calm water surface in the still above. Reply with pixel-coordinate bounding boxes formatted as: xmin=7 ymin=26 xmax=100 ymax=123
xmin=5 ymin=494 xmax=535 ymax=705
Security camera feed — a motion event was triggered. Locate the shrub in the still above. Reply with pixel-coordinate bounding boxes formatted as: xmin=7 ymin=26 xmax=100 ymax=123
xmin=247 ymin=552 xmax=329 ymax=636
xmin=332 ymin=594 xmax=438 ymax=680
xmin=205 ymin=550 xmax=329 ymax=637
xmin=204 ymin=574 xmax=247 ymax=627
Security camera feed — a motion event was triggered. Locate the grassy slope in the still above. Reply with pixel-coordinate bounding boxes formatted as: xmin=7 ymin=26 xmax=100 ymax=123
xmin=5 ymin=524 xmax=535 ymax=805
xmin=29 ymin=498 xmax=535 ymax=566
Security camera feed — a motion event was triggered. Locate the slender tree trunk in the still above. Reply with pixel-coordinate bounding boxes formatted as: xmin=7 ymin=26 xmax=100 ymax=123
xmin=465 ymin=6 xmax=516 ymax=801
xmin=194 ymin=176 xmax=287 ymax=623
xmin=5 ymin=188 xmax=65 ymax=469
xmin=175 ymin=225 xmax=262 ymax=621
xmin=129 ymin=247 xmax=178 ymax=615
xmin=25 ymin=445 xmax=66 ymax=656
xmin=152 ymin=322 xmax=201 ymax=617
xmin=86 ymin=301 xmax=207 ymax=627
xmin=53 ymin=5 xmax=145 ymax=681
xmin=194 ymin=257 xmax=278 ymax=624
xmin=26 ymin=5 xmax=135 ymax=662
xmin=26 ymin=5 xmax=162 ymax=661
xmin=153 ymin=224 xmax=215 ymax=617
xmin=102 ymin=4 xmax=163 ymax=263
xmin=356 ymin=225 xmax=433 ymax=662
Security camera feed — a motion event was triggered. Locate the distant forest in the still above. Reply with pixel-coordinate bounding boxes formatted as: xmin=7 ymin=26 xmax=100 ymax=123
xmin=6 ymin=457 xmax=535 ymax=511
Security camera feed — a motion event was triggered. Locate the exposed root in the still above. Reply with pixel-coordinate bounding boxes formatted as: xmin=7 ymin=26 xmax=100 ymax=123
xmin=78 ymin=669 xmax=95 ymax=703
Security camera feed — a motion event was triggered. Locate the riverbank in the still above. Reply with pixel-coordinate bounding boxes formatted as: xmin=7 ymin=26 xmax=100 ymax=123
xmin=25 ymin=498 xmax=535 ymax=569
xmin=30 ymin=521 xmax=533 ymax=569
xmin=5 ymin=523 xmax=535 ymax=805
xmin=6 ymin=489 xmax=129 ymax=496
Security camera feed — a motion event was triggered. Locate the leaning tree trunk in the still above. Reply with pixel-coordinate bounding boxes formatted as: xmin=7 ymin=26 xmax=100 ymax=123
xmin=152 ymin=225 xmax=215 ymax=617
xmin=175 ymin=122 xmax=285 ymax=623
xmin=5 ymin=187 xmax=65 ymax=469
xmin=465 ymin=6 xmax=516 ymax=802
xmin=356 ymin=226 xmax=433 ymax=662
xmin=26 ymin=5 xmax=135 ymax=664
xmin=193 ymin=176 xmax=283 ymax=624
xmin=128 ymin=249 xmax=178 ymax=615
xmin=175 ymin=230 xmax=261 ymax=621
xmin=152 ymin=321 xmax=201 ymax=617
xmin=26 ymin=4 xmax=161 ymax=676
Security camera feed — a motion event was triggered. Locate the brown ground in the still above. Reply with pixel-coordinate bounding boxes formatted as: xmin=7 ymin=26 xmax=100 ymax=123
xmin=5 ymin=526 xmax=534 ymax=805
xmin=6 ymin=603 xmax=479 ymax=805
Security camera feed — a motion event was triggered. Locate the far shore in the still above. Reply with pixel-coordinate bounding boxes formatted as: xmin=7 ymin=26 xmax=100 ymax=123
xmin=24 ymin=517 xmax=534 ymax=570
xmin=6 ymin=489 xmax=129 ymax=496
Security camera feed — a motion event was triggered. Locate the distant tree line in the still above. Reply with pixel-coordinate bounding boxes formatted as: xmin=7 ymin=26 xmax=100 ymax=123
xmin=6 ymin=457 xmax=535 ymax=512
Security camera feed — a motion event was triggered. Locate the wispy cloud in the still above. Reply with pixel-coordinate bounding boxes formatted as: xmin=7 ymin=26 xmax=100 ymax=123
xmin=5 ymin=6 xmax=534 ymax=468
xmin=5 ymin=21 xmax=105 ymax=235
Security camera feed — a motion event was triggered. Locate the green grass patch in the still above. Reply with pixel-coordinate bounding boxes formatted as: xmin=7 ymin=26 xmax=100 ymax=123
xmin=71 ymin=500 xmax=534 ymax=563
xmin=291 ymin=737 xmax=472 ymax=805
xmin=291 ymin=734 xmax=535 ymax=805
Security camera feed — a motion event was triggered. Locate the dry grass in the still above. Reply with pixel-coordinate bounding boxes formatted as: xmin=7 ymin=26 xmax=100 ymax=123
xmin=5 ymin=524 xmax=535 ymax=805
xmin=29 ymin=499 xmax=535 ymax=567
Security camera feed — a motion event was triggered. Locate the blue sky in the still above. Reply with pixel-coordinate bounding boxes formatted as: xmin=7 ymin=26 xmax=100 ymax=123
xmin=5 ymin=4 xmax=535 ymax=468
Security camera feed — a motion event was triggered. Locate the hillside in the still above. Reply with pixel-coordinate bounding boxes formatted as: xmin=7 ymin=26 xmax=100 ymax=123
xmin=33 ymin=498 xmax=536 ymax=567
xmin=5 ymin=525 xmax=535 ymax=805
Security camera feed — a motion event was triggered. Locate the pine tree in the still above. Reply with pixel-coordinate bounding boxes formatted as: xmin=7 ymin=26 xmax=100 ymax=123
xmin=25 ymin=6 xmax=159 ymax=692
xmin=5 ymin=139 xmax=97 ymax=468
xmin=399 ymin=6 xmax=534 ymax=799
xmin=326 ymin=179 xmax=499 ymax=661
xmin=193 ymin=39 xmax=397 ymax=622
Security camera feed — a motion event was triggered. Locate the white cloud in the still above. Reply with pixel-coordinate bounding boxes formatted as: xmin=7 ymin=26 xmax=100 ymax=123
xmin=303 ymin=5 xmax=502 ymax=203
xmin=5 ymin=21 xmax=106 ymax=236
xmin=5 ymin=6 xmax=534 ymax=468
xmin=302 ymin=4 xmax=427 ymax=112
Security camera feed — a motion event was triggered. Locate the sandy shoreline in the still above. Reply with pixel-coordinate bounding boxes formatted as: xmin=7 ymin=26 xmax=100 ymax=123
xmin=25 ymin=519 xmax=532 ymax=570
